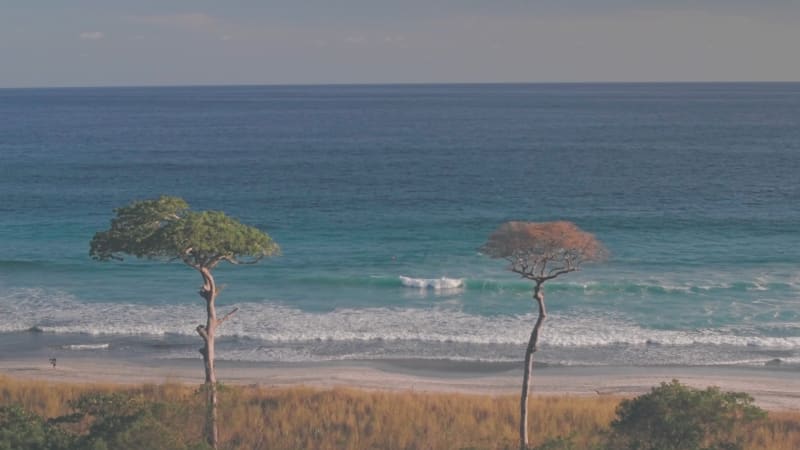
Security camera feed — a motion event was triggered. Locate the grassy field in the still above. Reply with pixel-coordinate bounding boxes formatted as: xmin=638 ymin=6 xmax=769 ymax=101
xmin=2 ymin=375 xmax=799 ymax=449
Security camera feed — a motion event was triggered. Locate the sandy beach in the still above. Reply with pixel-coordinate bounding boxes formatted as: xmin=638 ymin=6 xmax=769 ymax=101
xmin=2 ymin=355 xmax=799 ymax=412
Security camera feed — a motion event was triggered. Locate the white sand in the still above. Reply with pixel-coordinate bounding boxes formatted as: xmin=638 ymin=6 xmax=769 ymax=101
xmin=2 ymin=357 xmax=799 ymax=411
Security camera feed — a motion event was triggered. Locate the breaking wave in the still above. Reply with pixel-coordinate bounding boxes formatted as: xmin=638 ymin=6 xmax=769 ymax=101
xmin=61 ymin=343 xmax=110 ymax=350
xmin=274 ymin=273 xmax=800 ymax=297
xmin=399 ymin=276 xmax=464 ymax=290
xmin=2 ymin=288 xmax=799 ymax=352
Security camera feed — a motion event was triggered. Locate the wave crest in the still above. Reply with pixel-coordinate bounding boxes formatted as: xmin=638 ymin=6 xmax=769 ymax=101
xmin=62 ymin=343 xmax=110 ymax=350
xmin=399 ymin=276 xmax=464 ymax=290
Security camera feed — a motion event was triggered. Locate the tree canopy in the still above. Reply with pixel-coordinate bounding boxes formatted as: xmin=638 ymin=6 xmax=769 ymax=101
xmin=480 ymin=221 xmax=607 ymax=282
xmin=90 ymin=196 xmax=280 ymax=269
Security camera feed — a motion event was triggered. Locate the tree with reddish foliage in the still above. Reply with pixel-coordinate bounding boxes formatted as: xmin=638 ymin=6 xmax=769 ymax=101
xmin=480 ymin=221 xmax=607 ymax=449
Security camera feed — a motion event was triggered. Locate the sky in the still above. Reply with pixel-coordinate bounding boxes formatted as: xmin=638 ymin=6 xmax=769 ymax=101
xmin=2 ymin=0 xmax=800 ymax=87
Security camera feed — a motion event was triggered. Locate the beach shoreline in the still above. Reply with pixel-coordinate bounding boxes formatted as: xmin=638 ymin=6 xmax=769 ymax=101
xmin=2 ymin=355 xmax=799 ymax=412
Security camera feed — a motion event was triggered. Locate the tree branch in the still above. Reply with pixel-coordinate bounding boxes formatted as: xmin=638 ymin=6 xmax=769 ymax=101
xmin=217 ymin=307 xmax=239 ymax=326
xmin=179 ymin=248 xmax=203 ymax=271
xmin=543 ymin=267 xmax=576 ymax=281
xmin=196 ymin=325 xmax=209 ymax=341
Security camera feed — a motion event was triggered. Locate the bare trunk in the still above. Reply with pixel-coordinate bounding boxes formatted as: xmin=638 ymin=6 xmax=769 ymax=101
xmin=520 ymin=282 xmax=546 ymax=450
xmin=197 ymin=267 xmax=220 ymax=449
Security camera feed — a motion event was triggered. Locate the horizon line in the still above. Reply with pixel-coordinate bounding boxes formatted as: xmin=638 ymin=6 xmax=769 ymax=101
xmin=2 ymin=80 xmax=800 ymax=91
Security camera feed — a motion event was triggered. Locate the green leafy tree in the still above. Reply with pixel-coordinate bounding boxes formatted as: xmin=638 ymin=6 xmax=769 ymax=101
xmin=90 ymin=196 xmax=279 ymax=449
xmin=609 ymin=379 xmax=767 ymax=450
xmin=481 ymin=221 xmax=607 ymax=449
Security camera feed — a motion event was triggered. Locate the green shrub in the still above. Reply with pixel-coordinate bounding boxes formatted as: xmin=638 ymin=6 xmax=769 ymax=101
xmin=0 ymin=404 xmax=73 ymax=450
xmin=609 ymin=379 xmax=766 ymax=450
xmin=1 ymin=392 xmax=210 ymax=450
xmin=64 ymin=392 xmax=210 ymax=450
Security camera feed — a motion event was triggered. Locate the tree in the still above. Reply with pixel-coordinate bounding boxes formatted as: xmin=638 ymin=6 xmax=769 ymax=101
xmin=609 ymin=379 xmax=766 ymax=450
xmin=90 ymin=196 xmax=279 ymax=449
xmin=480 ymin=221 xmax=607 ymax=449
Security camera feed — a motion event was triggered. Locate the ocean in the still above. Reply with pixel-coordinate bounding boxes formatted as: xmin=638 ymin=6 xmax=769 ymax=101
xmin=1 ymin=83 xmax=799 ymax=369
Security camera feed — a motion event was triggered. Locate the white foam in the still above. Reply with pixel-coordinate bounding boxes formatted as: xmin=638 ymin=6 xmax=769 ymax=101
xmin=399 ymin=276 xmax=464 ymax=290
xmin=62 ymin=343 xmax=110 ymax=350
xmin=0 ymin=288 xmax=203 ymax=336
xmin=2 ymin=288 xmax=799 ymax=352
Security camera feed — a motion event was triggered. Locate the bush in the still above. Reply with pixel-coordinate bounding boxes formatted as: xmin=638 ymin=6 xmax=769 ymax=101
xmin=0 ymin=404 xmax=73 ymax=450
xmin=1 ymin=393 xmax=211 ymax=450
xmin=64 ymin=393 xmax=210 ymax=450
xmin=609 ymin=379 xmax=766 ymax=450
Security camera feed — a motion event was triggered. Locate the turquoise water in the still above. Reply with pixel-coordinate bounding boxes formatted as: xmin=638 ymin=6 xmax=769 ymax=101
xmin=1 ymin=83 xmax=799 ymax=367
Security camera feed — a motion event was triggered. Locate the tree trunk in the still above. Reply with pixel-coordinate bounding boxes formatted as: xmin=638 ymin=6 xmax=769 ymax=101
xmin=197 ymin=267 xmax=220 ymax=449
xmin=520 ymin=282 xmax=546 ymax=450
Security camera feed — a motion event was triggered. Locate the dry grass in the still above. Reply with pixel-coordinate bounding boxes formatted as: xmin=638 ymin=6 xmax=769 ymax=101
xmin=744 ymin=411 xmax=800 ymax=450
xmin=1 ymin=375 xmax=799 ymax=449
xmin=215 ymin=386 xmax=617 ymax=450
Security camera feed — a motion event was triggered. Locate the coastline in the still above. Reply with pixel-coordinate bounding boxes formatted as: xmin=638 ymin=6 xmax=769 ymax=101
xmin=2 ymin=355 xmax=799 ymax=411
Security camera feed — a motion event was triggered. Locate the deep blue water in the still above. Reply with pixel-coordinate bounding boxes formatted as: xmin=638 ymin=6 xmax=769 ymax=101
xmin=1 ymin=83 xmax=799 ymax=367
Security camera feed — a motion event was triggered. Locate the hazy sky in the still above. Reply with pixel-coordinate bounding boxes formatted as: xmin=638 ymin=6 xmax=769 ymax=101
xmin=2 ymin=1 xmax=799 ymax=87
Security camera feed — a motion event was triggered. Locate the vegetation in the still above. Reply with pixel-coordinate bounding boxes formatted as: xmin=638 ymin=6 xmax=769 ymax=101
xmin=481 ymin=221 xmax=607 ymax=449
xmin=608 ymin=379 xmax=767 ymax=450
xmin=0 ymin=405 xmax=72 ymax=450
xmin=3 ymin=376 xmax=798 ymax=450
xmin=90 ymin=196 xmax=280 ymax=448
